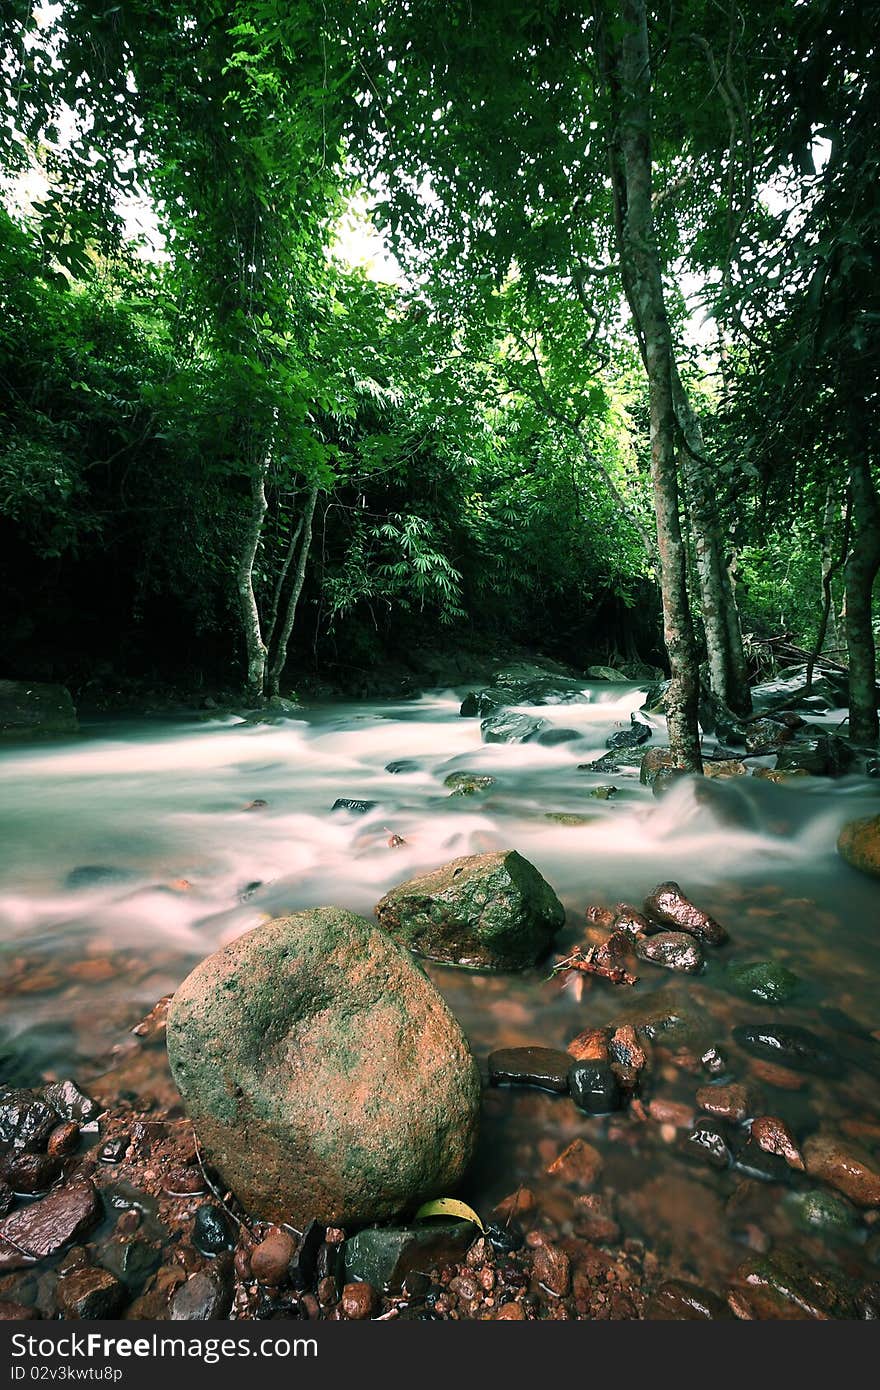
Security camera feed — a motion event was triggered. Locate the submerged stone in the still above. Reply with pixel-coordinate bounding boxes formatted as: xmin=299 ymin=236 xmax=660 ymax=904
xmin=733 ymin=1023 xmax=841 ymax=1076
xmin=568 ymin=1061 xmax=622 ymax=1115
xmin=489 ymin=1046 xmax=572 ymax=1093
xmin=725 ymin=960 xmax=802 ymax=1005
xmin=643 ymin=881 xmax=728 ymax=946
xmin=343 ymin=1221 xmax=475 ymax=1293
xmin=375 ymin=850 xmax=565 ymax=970
xmin=635 ymin=932 xmax=704 ymax=974
xmin=480 ymin=710 xmax=546 ymax=744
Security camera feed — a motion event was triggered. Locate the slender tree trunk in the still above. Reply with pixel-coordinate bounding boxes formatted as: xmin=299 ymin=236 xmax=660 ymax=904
xmin=602 ymin=0 xmax=702 ymax=770
xmin=268 ymin=484 xmax=318 ymax=697
xmin=673 ymin=377 xmax=752 ymax=715
xmin=265 ymin=507 xmax=305 ymax=651
xmin=806 ymin=485 xmax=848 ymax=695
xmin=845 ymin=457 xmax=880 ymax=743
xmin=237 ymin=467 xmax=269 ymax=701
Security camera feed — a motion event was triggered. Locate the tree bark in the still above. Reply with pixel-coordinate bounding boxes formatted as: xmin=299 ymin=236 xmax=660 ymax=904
xmin=806 ymin=485 xmax=848 ymax=696
xmin=845 ymin=457 xmax=880 ymax=743
xmin=601 ymin=0 xmax=702 ymax=770
xmin=268 ymin=484 xmax=319 ymax=697
xmin=673 ymin=378 xmax=752 ymax=715
xmin=237 ymin=467 xmax=269 ymax=701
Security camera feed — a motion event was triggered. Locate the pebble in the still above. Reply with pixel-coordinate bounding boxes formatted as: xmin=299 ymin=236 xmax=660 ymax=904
xmin=568 ymin=1061 xmax=622 ymax=1115
xmin=99 ymin=1138 xmax=128 ymax=1164
xmin=647 ymin=1279 xmax=732 ymax=1319
xmin=750 ymin=1115 xmax=804 ymax=1170
xmin=250 ymin=1227 xmax=296 ymax=1285
xmin=42 ymin=1081 xmax=99 ymax=1124
xmin=648 ymin=1099 xmax=694 ymax=1129
xmin=574 ymin=1194 xmax=620 ymax=1244
xmin=635 ymin=932 xmax=704 ymax=973
xmin=162 ymin=1166 xmax=207 ymax=1197
xmin=733 ymin=1024 xmax=840 ymax=1076
xmin=489 ymin=1047 xmax=572 ymax=1093
xmin=643 ymin=881 xmax=728 ymax=945
xmin=684 ymin=1118 xmax=732 ymax=1169
xmin=169 ymin=1267 xmax=232 ymax=1320
xmin=192 ymin=1203 xmax=236 ymax=1255
xmin=341 ymin=1281 xmax=377 ymax=1319
xmin=0 ymin=1151 xmax=62 ymax=1195
xmin=803 ymin=1134 xmax=880 ymax=1207
xmin=494 ymin=1300 xmax=526 ymax=1319
xmin=0 ymin=1091 xmax=58 ymax=1152
xmin=546 ymin=1138 xmax=603 ymax=1185
xmin=530 ymin=1243 xmax=570 ymax=1297
xmin=57 ymin=1267 xmax=125 ymax=1319
xmin=608 ymin=1024 xmax=649 ymax=1073
xmin=696 ymin=1082 xmax=756 ymax=1124
xmin=47 ymin=1122 xmax=80 ymax=1157
xmin=566 ymin=1028 xmax=609 ymax=1063
xmin=700 ymin=1046 xmax=727 ymax=1077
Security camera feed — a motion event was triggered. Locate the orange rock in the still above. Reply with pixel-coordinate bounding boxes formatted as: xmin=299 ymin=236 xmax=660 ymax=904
xmin=804 ymin=1134 xmax=880 ymax=1207
xmin=567 ymin=1027 xmax=609 ymax=1062
xmin=494 ymin=1301 xmax=526 ymax=1319
xmin=750 ymin=1115 xmax=804 ymax=1170
xmin=493 ymin=1187 xmax=536 ymax=1221
xmin=546 ymin=1138 xmax=603 ymax=1186
xmin=748 ymin=1058 xmax=805 ymax=1091
xmin=648 ymin=1098 xmax=694 ymax=1129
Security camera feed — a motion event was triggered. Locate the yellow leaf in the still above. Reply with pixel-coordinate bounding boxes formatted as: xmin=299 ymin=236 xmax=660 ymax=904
xmin=414 ymin=1198 xmax=485 ymax=1231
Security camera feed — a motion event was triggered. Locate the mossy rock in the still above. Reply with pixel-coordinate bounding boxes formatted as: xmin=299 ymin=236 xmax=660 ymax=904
xmin=838 ymin=814 xmax=880 ymax=878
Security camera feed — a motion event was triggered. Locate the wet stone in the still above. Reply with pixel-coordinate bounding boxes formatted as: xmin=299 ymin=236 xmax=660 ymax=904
xmin=696 ymin=1083 xmax=756 ymax=1124
xmin=568 ymin=1060 xmax=622 ymax=1115
xmin=750 ymin=1115 xmax=804 ymax=1170
xmin=385 ymin=759 xmax=420 ymax=774
xmin=330 ymin=798 xmax=377 ymax=815
xmin=443 ymin=771 xmax=496 ymax=795
xmin=0 ymin=1180 xmax=100 ymax=1269
xmin=57 ymin=1267 xmax=125 ymax=1319
xmin=635 ymin=931 xmax=704 ymax=974
xmin=343 ymin=1221 xmax=474 ymax=1293
xmin=647 ymin=1280 xmax=732 ymax=1320
xmin=341 ymin=1281 xmax=378 ymax=1320
xmin=170 ymin=1266 xmax=233 ymax=1321
xmin=732 ymin=1134 xmax=793 ymax=1185
xmin=803 ymin=1134 xmax=880 ymax=1207
xmin=726 ymin=960 xmax=801 ymax=1005
xmin=684 ymin=1118 xmax=732 ymax=1170
xmin=643 ymin=882 xmax=728 ymax=946
xmin=0 ymin=1151 xmax=62 ymax=1195
xmin=733 ymin=1023 xmax=841 ymax=1076
xmin=785 ymin=1188 xmax=861 ymax=1238
xmin=99 ymin=1138 xmax=127 ymax=1164
xmin=100 ymin=1236 xmax=161 ymax=1290
xmin=729 ymin=1249 xmax=859 ymax=1320
xmin=250 ymin=1227 xmax=296 ymax=1285
xmin=489 ymin=1047 xmax=572 ymax=1093
xmin=700 ymin=1046 xmax=727 ymax=1077
xmin=530 ymin=1243 xmax=570 ymax=1297
xmin=0 ymin=1090 xmax=58 ymax=1152
xmin=42 ymin=1081 xmax=99 ymax=1125
xmin=485 ymin=1221 xmax=524 ymax=1255
xmin=47 ymin=1122 xmax=80 ymax=1158
xmin=192 ymin=1203 xmax=236 ymax=1255
xmin=606 ymin=716 xmax=652 ymax=752
xmin=481 ymin=711 xmax=546 ymax=744
xmin=744 ymin=718 xmax=793 ymax=756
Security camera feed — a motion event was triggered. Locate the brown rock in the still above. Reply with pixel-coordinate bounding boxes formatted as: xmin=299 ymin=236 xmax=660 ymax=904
xmin=566 ymin=1028 xmax=609 ymax=1063
xmin=696 ymin=1083 xmax=757 ymax=1124
xmin=804 ymin=1134 xmax=880 ymax=1207
xmin=250 ymin=1227 xmax=296 ymax=1285
xmin=748 ymin=1058 xmax=806 ymax=1091
xmin=837 ymin=813 xmax=880 ymax=879
xmin=547 ymin=1138 xmax=603 ymax=1186
xmin=489 ymin=1046 xmax=571 ymax=1092
xmin=643 ymin=881 xmax=728 ymax=945
xmin=494 ymin=1300 xmax=526 ymax=1319
xmin=750 ymin=1115 xmax=804 ymax=1170
xmin=47 ymin=1123 xmax=80 ymax=1158
xmin=0 ymin=1180 xmax=99 ymax=1269
xmin=574 ymin=1194 xmax=620 ymax=1244
xmin=57 ymin=1267 xmax=125 ymax=1319
xmin=608 ymin=1023 xmax=649 ymax=1073
xmin=0 ymin=1152 xmax=62 ymax=1195
xmin=341 ymin=1281 xmax=377 ymax=1320
xmin=166 ymin=909 xmax=480 ymax=1226
xmin=648 ymin=1099 xmax=694 ymax=1129
xmin=530 ymin=1243 xmax=571 ymax=1297
xmin=493 ymin=1188 xmax=535 ymax=1221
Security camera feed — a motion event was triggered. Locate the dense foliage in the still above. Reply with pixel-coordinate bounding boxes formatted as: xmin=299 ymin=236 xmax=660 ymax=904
xmin=0 ymin=1 xmax=877 ymax=737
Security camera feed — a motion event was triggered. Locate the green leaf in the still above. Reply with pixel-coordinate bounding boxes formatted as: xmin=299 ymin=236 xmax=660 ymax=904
xmin=413 ymin=1198 xmax=484 ymax=1231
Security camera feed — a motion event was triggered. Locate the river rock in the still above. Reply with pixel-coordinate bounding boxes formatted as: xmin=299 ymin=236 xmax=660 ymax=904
xmin=744 ymin=717 xmax=794 ymax=756
xmin=0 ymin=680 xmax=78 ymax=740
xmin=169 ymin=1266 xmax=232 ymax=1321
xmin=640 ymin=748 xmax=677 ymax=787
xmin=803 ymin=1134 xmax=880 ymax=1207
xmin=42 ymin=1080 xmax=99 ymax=1125
xmin=480 ymin=710 xmax=547 ymax=743
xmin=166 ymin=909 xmax=481 ymax=1227
xmin=776 ymin=734 xmax=842 ymax=776
xmin=57 ymin=1267 xmax=125 ymax=1319
xmin=568 ymin=1061 xmax=622 ymax=1114
xmin=647 ymin=1280 xmax=732 ymax=1319
xmin=635 ymin=932 xmax=704 ymax=974
xmin=750 ymin=1115 xmax=804 ymax=1170
xmin=606 ymin=714 xmax=652 ymax=752
xmin=696 ymin=1083 xmax=757 ymax=1124
xmin=643 ymin=882 xmax=728 ymax=945
xmin=733 ymin=1023 xmax=841 ymax=1076
xmin=443 ymin=771 xmax=495 ymax=795
xmin=0 ymin=1180 xmax=100 ymax=1269
xmin=489 ymin=1046 xmax=571 ymax=1092
xmin=343 ymin=1221 xmax=474 ymax=1292
xmin=586 ymin=665 xmax=629 ymax=681
xmin=703 ymin=759 xmax=747 ymax=779
xmin=725 ymin=960 xmax=801 ymax=1005
xmin=0 ymin=1089 xmax=59 ymax=1152
xmin=784 ymin=1189 xmax=861 ymax=1237
xmin=375 ymin=850 xmax=564 ymax=970
xmin=459 ymin=687 xmax=509 ymax=718
xmin=728 ymin=1249 xmax=858 ymax=1319
xmin=837 ymin=813 xmax=880 ymax=878
xmin=684 ymin=1117 xmax=732 ymax=1170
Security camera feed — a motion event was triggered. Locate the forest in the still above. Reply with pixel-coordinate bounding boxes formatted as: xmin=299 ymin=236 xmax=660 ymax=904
xmin=0 ymin=0 xmax=875 ymax=755
xmin=0 ymin=0 xmax=879 ymax=1332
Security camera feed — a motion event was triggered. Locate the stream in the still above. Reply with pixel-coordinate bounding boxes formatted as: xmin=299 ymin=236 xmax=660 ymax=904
xmin=2 ymin=680 xmax=879 ymax=1293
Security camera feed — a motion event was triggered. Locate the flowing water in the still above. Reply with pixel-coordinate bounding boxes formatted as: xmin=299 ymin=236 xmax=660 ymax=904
xmin=2 ymin=682 xmax=879 ymax=1292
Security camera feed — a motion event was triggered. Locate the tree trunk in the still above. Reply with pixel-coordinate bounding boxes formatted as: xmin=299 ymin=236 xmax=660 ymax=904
xmin=673 ymin=378 xmax=752 ymax=715
xmin=237 ymin=468 xmax=269 ymax=701
xmin=845 ymin=457 xmax=880 ymax=743
xmin=806 ymin=485 xmax=848 ymax=696
xmin=268 ymin=484 xmax=319 ymax=697
xmin=602 ymin=0 xmax=702 ymax=770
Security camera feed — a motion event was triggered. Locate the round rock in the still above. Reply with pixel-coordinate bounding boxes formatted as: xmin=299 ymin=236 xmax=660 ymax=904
xmin=166 ymin=908 xmax=481 ymax=1227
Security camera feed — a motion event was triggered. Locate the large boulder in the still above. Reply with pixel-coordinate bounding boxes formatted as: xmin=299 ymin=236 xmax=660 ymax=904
xmin=838 ymin=814 xmax=880 ymax=878
xmin=166 ymin=909 xmax=481 ymax=1227
xmin=480 ymin=710 xmax=546 ymax=743
xmin=0 ymin=681 xmax=77 ymax=740
xmin=375 ymin=850 xmax=565 ymax=970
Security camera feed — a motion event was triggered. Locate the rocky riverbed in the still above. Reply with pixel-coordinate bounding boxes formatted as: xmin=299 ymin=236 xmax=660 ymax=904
xmin=1 ymin=670 xmax=880 ymax=1319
